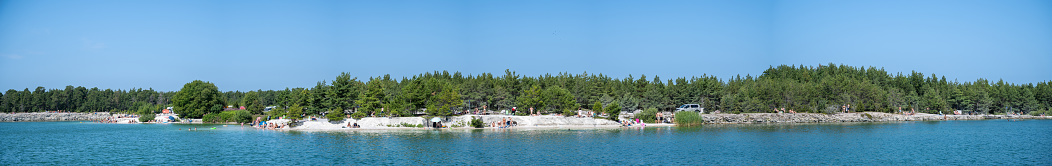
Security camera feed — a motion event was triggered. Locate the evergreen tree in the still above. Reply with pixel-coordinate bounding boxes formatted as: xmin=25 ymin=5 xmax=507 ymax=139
xmin=516 ymin=85 xmax=545 ymax=113
xmin=543 ymin=86 xmax=577 ymax=115
xmin=606 ymin=102 xmax=620 ymax=120
xmin=330 ymin=72 xmax=362 ymax=111
xmin=287 ymin=104 xmax=304 ymax=120
xmin=592 ymin=101 xmax=604 ymax=112
xmin=243 ymin=91 xmax=264 ymax=115
xmin=426 ymin=82 xmax=462 ymax=116
xmin=356 ymin=78 xmax=386 ymax=116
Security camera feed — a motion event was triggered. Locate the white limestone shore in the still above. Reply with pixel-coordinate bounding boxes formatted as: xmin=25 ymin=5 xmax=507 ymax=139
xmin=286 ymin=115 xmax=626 ymax=131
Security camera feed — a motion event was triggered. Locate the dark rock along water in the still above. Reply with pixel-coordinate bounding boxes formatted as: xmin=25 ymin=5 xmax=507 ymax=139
xmin=1 ymin=120 xmax=1049 ymax=165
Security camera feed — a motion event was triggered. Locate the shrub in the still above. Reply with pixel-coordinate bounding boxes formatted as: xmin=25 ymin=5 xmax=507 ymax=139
xmin=674 ymin=111 xmax=702 ymax=126
xmin=218 ymin=111 xmax=235 ymax=122
xmin=232 ymin=110 xmax=253 ymax=124
xmin=562 ymin=109 xmax=576 ymax=117
xmin=266 ymin=107 xmax=286 ymax=118
xmin=592 ymin=101 xmax=603 ymax=112
xmin=327 ymin=109 xmax=345 ymax=122
xmin=138 ymin=114 xmax=155 ymax=122
xmin=1029 ymin=110 xmax=1046 ymax=116
xmin=637 ymin=108 xmax=658 ymax=123
xmin=606 ymin=102 xmax=620 ymax=120
xmin=202 ymin=113 xmax=220 ymax=123
xmin=286 ymin=104 xmax=304 ymax=121
xmin=350 ymin=112 xmax=367 ymax=120
xmin=136 ymin=105 xmax=156 ymax=122
xmin=470 ymin=116 xmax=484 ymax=128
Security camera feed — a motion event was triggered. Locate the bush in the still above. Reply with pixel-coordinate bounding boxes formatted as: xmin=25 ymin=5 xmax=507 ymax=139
xmin=202 ymin=113 xmax=220 ymax=123
xmin=674 ymin=111 xmax=702 ymax=126
xmin=138 ymin=114 xmax=155 ymax=122
xmin=592 ymin=101 xmax=603 ymax=112
xmin=563 ymin=109 xmax=576 ymax=117
xmin=267 ymin=107 xmax=286 ymax=118
xmin=136 ymin=104 xmax=157 ymax=122
xmin=606 ymin=102 xmax=621 ymax=121
xmin=218 ymin=111 xmax=235 ymax=122
xmin=327 ymin=109 xmax=345 ymax=122
xmin=1029 ymin=110 xmax=1047 ymax=116
xmin=637 ymin=108 xmax=658 ymax=123
xmin=286 ymin=104 xmax=304 ymax=121
xmin=232 ymin=110 xmax=253 ymax=124
xmin=350 ymin=112 xmax=367 ymax=120
xmin=470 ymin=116 xmax=484 ymax=128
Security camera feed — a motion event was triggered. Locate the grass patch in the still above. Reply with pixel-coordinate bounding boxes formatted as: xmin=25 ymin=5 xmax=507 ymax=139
xmin=674 ymin=111 xmax=703 ymax=126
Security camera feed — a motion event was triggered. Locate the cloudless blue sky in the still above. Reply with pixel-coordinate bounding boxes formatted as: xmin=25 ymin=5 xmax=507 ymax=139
xmin=1 ymin=0 xmax=1050 ymax=91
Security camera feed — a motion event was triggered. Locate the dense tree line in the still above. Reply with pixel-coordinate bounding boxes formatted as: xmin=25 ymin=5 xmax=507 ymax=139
xmin=722 ymin=64 xmax=1051 ymax=115
xmin=4 ymin=64 xmax=1051 ymax=116
xmin=1 ymin=85 xmax=172 ymax=113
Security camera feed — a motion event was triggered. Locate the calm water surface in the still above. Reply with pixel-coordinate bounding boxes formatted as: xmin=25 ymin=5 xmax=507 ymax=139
xmin=1 ymin=120 xmax=1050 ymax=165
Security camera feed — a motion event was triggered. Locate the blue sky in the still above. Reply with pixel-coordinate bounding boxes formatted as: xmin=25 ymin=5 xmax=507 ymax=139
xmin=1 ymin=0 xmax=1050 ymax=91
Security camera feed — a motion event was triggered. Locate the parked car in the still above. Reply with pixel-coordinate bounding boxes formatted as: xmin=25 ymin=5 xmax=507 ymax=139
xmin=675 ymin=104 xmax=703 ymax=113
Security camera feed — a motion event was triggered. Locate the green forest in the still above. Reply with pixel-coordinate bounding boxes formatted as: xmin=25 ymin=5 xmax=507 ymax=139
xmin=3 ymin=64 xmax=1051 ymax=118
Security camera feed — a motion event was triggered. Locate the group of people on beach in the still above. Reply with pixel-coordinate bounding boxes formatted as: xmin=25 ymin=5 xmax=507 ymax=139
xmin=620 ymin=118 xmax=646 ymax=127
xmin=774 ymin=108 xmax=797 ymax=114
xmin=249 ymin=117 xmax=287 ymax=130
xmin=898 ymin=107 xmax=917 ymax=116
xmin=491 ymin=117 xmax=516 ymax=128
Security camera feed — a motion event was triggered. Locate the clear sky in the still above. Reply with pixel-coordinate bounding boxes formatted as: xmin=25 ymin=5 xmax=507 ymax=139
xmin=2 ymin=0 xmax=1050 ymax=91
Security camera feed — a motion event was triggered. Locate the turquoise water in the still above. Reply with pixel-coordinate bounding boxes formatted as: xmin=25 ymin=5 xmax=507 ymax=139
xmin=1 ymin=120 xmax=1049 ymax=165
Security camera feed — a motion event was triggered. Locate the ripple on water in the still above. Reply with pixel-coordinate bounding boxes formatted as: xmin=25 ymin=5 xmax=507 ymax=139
xmin=0 ymin=120 xmax=1050 ymax=165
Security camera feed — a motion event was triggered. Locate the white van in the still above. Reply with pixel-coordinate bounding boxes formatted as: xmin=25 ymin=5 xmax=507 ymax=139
xmin=675 ymin=104 xmax=703 ymax=113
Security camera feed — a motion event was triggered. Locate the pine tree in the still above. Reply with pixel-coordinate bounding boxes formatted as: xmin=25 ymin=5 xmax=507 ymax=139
xmin=356 ymin=78 xmax=386 ymax=117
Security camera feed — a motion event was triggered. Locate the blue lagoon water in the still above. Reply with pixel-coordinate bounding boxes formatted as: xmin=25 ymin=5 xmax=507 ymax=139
xmin=1 ymin=120 xmax=1050 ymax=165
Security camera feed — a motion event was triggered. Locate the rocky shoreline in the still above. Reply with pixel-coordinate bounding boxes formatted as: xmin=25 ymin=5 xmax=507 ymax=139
xmin=0 ymin=112 xmax=111 ymax=122
xmin=700 ymin=112 xmax=1052 ymax=124
xmin=291 ymin=115 xmax=622 ymax=130
xmin=3 ymin=112 xmax=1049 ymax=125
